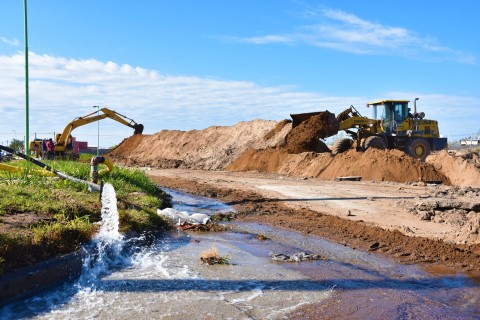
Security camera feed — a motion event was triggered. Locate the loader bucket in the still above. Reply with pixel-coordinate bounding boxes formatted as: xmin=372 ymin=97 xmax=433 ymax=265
xmin=290 ymin=111 xmax=339 ymax=139
xmin=290 ymin=112 xmax=323 ymax=128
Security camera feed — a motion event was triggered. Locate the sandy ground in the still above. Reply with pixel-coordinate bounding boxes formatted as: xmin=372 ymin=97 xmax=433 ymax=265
xmin=147 ymin=169 xmax=480 ymax=272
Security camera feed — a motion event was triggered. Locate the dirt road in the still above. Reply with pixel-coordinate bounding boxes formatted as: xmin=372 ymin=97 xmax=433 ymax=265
xmin=147 ymin=169 xmax=480 ymax=273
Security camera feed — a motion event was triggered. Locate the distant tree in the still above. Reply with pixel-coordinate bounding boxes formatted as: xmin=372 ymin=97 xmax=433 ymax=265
xmin=9 ymin=139 xmax=24 ymax=153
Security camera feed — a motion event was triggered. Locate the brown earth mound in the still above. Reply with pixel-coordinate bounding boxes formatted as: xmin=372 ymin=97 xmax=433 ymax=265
xmin=109 ymin=118 xmax=479 ymax=186
xmin=227 ymin=147 xmax=449 ymax=183
xmin=108 ymin=120 xmax=290 ymax=170
xmin=427 ymin=150 xmax=480 ymax=187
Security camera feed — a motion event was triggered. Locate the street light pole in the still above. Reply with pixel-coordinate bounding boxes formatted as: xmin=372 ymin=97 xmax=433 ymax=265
xmin=93 ymin=106 xmax=99 ymax=155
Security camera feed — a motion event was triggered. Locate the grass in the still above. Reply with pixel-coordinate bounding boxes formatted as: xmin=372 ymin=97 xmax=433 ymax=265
xmin=0 ymin=156 xmax=171 ymax=274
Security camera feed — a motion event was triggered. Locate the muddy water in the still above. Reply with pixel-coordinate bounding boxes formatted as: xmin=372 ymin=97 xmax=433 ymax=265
xmin=1 ymin=188 xmax=479 ymax=319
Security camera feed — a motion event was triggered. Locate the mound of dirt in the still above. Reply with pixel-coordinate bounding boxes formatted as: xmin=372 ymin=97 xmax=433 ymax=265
xmin=427 ymin=150 xmax=480 ymax=187
xmin=108 ymin=120 xmax=290 ymax=170
xmin=109 ymin=118 xmax=480 ymax=186
xmin=227 ymin=148 xmax=449 ymax=183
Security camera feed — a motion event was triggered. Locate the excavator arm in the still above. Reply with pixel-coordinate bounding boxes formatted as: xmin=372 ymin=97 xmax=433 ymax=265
xmin=100 ymin=108 xmax=144 ymax=134
xmin=55 ymin=107 xmax=143 ymax=151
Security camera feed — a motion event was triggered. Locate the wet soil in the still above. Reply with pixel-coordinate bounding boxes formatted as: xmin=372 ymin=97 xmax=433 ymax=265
xmin=148 ymin=171 xmax=480 ymax=273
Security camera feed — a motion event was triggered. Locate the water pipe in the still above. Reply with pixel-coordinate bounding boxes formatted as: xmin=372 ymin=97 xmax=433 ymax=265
xmin=90 ymin=155 xmax=114 ymax=184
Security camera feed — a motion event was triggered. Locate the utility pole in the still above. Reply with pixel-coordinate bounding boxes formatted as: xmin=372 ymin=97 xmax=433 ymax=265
xmin=94 ymin=106 xmax=100 ymax=155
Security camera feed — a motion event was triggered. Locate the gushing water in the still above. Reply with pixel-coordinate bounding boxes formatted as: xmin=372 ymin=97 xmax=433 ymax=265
xmin=78 ymin=183 xmax=126 ymax=285
xmin=98 ymin=183 xmax=121 ymax=241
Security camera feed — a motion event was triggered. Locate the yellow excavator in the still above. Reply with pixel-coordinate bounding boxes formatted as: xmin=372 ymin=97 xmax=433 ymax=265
xmin=291 ymin=98 xmax=447 ymax=161
xmin=30 ymin=107 xmax=143 ymax=159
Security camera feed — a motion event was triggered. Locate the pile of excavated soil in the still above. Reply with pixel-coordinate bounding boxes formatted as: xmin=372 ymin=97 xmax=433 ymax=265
xmin=427 ymin=150 xmax=480 ymax=187
xmin=108 ymin=120 xmax=291 ymax=170
xmin=227 ymin=148 xmax=449 ymax=183
xmin=109 ymin=118 xmax=480 ymax=186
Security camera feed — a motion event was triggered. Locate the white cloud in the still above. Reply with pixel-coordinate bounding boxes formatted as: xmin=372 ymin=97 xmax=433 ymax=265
xmin=0 ymin=52 xmax=478 ymax=148
xmin=1 ymin=37 xmax=20 ymax=47
xmin=229 ymin=8 xmax=475 ymax=64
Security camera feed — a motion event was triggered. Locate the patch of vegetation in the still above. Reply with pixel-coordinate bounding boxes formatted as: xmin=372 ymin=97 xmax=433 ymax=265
xmin=119 ymin=209 xmax=168 ymax=234
xmin=32 ymin=216 xmax=95 ymax=251
xmin=200 ymin=245 xmax=231 ymax=265
xmin=0 ymin=158 xmax=171 ymax=275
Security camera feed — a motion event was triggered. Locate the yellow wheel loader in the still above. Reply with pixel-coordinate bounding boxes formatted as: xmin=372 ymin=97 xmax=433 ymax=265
xmin=291 ymin=99 xmax=447 ymax=161
xmin=30 ymin=107 xmax=143 ymax=160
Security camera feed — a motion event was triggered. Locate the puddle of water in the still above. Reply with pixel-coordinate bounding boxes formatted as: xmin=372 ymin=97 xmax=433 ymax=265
xmin=1 ymin=187 xmax=479 ymax=319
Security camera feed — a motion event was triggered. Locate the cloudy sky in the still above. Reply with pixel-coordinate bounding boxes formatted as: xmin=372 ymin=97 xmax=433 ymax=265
xmin=1 ymin=1 xmax=479 ymax=148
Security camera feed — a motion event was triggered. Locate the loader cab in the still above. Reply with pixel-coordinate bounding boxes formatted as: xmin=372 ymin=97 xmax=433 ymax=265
xmin=368 ymin=100 xmax=409 ymax=133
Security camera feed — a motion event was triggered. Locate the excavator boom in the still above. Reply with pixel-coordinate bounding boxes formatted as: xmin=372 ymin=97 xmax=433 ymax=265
xmin=30 ymin=107 xmax=143 ymax=159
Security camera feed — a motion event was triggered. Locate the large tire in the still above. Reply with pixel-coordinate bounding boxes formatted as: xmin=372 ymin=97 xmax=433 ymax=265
xmin=332 ymin=138 xmax=353 ymax=154
xmin=407 ymin=138 xmax=430 ymax=161
xmin=363 ymin=136 xmax=386 ymax=150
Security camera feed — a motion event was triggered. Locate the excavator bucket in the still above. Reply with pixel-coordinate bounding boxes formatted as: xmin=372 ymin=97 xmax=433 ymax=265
xmin=134 ymin=124 xmax=144 ymax=134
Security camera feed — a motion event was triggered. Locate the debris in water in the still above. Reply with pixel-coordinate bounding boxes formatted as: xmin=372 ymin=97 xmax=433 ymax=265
xmin=157 ymin=208 xmax=210 ymax=225
xmin=212 ymin=212 xmax=235 ymax=222
xmin=269 ymin=252 xmax=327 ymax=262
xmin=157 ymin=207 xmax=227 ymax=231
xmin=200 ymin=245 xmax=231 ymax=265
xmin=256 ymin=234 xmax=269 ymax=240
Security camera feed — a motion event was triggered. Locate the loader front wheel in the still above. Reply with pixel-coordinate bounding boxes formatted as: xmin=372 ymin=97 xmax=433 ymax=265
xmin=407 ymin=138 xmax=430 ymax=161
xmin=332 ymin=138 xmax=353 ymax=154
xmin=363 ymin=136 xmax=386 ymax=150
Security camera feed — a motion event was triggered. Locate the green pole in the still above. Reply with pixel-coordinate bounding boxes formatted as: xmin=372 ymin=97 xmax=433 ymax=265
xmin=24 ymin=0 xmax=30 ymax=156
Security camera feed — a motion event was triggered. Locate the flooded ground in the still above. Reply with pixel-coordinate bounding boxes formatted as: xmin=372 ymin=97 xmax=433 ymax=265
xmin=1 ymin=187 xmax=479 ymax=319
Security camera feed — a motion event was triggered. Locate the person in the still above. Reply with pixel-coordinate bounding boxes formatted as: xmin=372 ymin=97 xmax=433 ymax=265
xmin=46 ymin=138 xmax=55 ymax=160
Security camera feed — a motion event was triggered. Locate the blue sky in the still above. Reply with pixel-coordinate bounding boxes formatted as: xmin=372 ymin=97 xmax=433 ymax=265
xmin=1 ymin=0 xmax=479 ymax=148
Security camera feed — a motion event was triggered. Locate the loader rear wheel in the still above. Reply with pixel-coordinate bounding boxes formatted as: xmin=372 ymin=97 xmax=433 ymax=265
xmin=332 ymin=138 xmax=353 ymax=154
xmin=407 ymin=138 xmax=430 ymax=161
xmin=363 ymin=136 xmax=386 ymax=150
